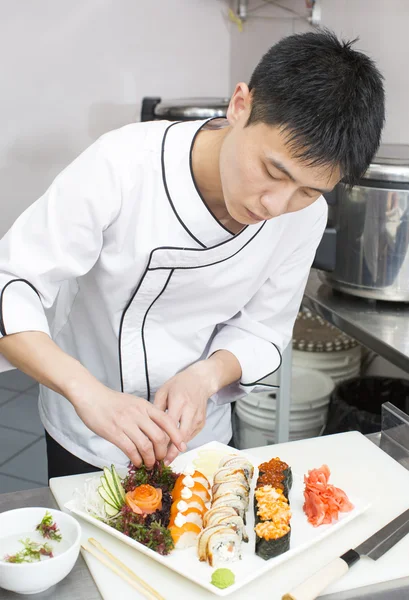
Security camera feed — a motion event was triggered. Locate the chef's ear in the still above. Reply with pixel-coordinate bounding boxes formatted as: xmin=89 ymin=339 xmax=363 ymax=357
xmin=227 ymin=83 xmax=252 ymax=125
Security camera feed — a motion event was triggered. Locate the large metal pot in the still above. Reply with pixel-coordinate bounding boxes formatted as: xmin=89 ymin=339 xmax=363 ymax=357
xmin=319 ymin=144 xmax=409 ymax=301
xmin=140 ymin=97 xmax=229 ymax=122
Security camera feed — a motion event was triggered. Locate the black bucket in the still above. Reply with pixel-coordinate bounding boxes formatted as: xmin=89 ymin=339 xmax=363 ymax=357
xmin=322 ymin=376 xmax=409 ymax=435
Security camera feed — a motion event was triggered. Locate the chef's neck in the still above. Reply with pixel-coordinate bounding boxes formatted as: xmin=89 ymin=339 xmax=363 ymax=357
xmin=191 ymin=125 xmax=238 ymax=231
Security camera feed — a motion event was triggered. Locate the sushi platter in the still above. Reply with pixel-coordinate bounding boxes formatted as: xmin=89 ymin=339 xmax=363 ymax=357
xmin=50 ymin=432 xmax=409 ymax=599
xmin=59 ymin=437 xmax=369 ymax=597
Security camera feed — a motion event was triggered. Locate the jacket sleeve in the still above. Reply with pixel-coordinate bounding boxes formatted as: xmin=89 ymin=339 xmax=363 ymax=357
xmin=208 ymin=207 xmax=327 ymax=405
xmin=0 ymin=135 xmax=122 ymax=367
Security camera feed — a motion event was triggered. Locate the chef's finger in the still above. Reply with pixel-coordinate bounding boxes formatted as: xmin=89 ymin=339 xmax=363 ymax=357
xmin=166 ymin=397 xmax=183 ymax=426
xmin=138 ymin=419 xmax=170 ymax=462
xmin=150 ymin=408 xmax=187 ymax=453
xmin=179 ymin=405 xmax=199 ymax=442
xmin=153 ymin=387 xmax=168 ymax=411
xmin=117 ymin=433 xmax=143 ymax=467
xmin=164 ymin=443 xmax=180 ymax=466
xmin=125 ymin=426 xmax=156 ymax=468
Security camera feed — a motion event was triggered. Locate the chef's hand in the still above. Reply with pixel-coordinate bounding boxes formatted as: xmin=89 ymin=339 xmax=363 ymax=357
xmin=72 ymin=387 xmax=187 ymax=468
xmin=154 ymin=361 xmax=213 ymax=465
xmin=154 ymin=350 xmax=242 ymax=465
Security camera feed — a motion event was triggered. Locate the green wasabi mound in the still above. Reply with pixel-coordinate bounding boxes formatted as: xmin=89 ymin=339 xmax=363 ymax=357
xmin=211 ymin=568 xmax=235 ymax=589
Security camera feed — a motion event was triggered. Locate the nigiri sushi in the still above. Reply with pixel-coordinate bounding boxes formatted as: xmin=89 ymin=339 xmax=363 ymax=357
xmin=169 ymin=522 xmax=201 ymax=549
xmin=172 ymin=476 xmax=210 ymax=503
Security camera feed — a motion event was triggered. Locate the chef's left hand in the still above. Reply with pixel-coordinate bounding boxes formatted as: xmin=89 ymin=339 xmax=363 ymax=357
xmin=154 ymin=360 xmax=215 ymax=465
xmin=154 ymin=350 xmax=242 ymax=465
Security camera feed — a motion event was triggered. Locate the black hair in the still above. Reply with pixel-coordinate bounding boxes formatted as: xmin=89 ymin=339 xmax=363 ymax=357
xmin=248 ymin=30 xmax=385 ymax=184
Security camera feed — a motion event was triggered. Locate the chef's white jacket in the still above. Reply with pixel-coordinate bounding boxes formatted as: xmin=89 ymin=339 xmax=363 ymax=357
xmin=0 ymin=118 xmax=327 ymax=469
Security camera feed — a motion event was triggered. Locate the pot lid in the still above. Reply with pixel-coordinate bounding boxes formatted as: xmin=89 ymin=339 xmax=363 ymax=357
xmin=362 ymin=144 xmax=409 ymax=183
xmin=293 ymin=310 xmax=359 ymax=352
xmin=154 ymin=97 xmax=229 ymax=120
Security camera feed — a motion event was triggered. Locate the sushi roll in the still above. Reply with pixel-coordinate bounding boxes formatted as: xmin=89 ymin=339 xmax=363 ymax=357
xmin=212 ymin=493 xmax=247 ymax=522
xmin=212 ymin=482 xmax=249 ymax=506
xmin=219 ymin=514 xmax=248 ymax=543
xmin=207 ymin=527 xmax=242 ymax=567
xmin=219 ymin=456 xmax=254 ymax=483
xmin=203 ymin=506 xmax=238 ymax=528
xmin=255 ymin=521 xmax=291 ymax=560
xmin=198 ymin=525 xmax=230 ymax=561
xmin=169 ymin=522 xmax=202 ymax=549
xmin=213 ymin=467 xmax=249 ymax=489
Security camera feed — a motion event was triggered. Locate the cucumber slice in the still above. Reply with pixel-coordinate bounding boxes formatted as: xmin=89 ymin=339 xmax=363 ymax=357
xmin=98 ymin=485 xmax=120 ymax=510
xmin=111 ymin=465 xmax=126 ymax=504
xmin=100 ymin=475 xmax=120 ymax=508
xmin=104 ymin=501 xmax=119 ymax=517
xmin=103 ymin=467 xmax=122 ymax=506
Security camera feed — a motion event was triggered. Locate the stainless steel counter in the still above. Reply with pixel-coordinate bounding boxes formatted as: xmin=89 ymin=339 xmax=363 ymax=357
xmin=303 ymin=270 xmax=409 ymax=372
xmin=0 ymin=487 xmax=101 ymax=600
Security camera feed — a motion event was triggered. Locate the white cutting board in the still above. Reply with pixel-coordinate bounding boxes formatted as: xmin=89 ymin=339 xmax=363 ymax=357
xmin=50 ymin=432 xmax=409 ymax=599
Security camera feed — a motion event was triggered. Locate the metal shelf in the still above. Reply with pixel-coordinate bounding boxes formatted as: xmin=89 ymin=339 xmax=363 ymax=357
xmin=303 ymin=270 xmax=409 ymax=373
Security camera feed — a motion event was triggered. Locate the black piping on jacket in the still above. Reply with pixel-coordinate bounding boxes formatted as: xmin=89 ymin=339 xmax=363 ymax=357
xmin=0 ymin=279 xmax=42 ymax=337
xmin=118 ymin=122 xmax=282 ymax=398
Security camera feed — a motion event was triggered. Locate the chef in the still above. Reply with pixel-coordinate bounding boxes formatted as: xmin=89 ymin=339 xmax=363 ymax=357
xmin=0 ymin=31 xmax=384 ymax=478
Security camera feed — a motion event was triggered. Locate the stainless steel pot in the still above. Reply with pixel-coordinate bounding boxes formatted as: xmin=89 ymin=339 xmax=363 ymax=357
xmin=141 ymin=97 xmax=229 ymax=122
xmin=318 ymin=145 xmax=409 ymax=301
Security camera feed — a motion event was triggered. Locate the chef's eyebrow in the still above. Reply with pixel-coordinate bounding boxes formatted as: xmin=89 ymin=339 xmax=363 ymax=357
xmin=266 ymin=157 xmax=332 ymax=194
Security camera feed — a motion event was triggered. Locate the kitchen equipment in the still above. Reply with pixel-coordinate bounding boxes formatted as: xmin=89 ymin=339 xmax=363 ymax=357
xmin=293 ymin=310 xmax=362 ymax=384
xmin=141 ymin=97 xmax=230 ymax=122
xmin=63 ymin=440 xmax=367 ymax=597
xmin=0 ymin=507 xmax=81 ymax=595
xmin=283 ymin=508 xmax=409 ymax=600
xmin=50 ymin=432 xmax=409 ymax=599
xmin=234 ymin=367 xmax=334 ymax=447
xmin=317 ymin=144 xmax=409 ymax=301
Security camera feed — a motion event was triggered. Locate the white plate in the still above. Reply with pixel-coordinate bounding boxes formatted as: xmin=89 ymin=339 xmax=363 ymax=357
xmin=64 ymin=441 xmax=370 ymax=596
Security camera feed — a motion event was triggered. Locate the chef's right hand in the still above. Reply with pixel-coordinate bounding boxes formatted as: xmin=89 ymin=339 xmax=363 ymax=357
xmin=72 ymin=387 xmax=187 ymax=468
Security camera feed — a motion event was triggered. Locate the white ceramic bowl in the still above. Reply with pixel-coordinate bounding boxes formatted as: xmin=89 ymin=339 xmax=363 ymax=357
xmin=0 ymin=507 xmax=81 ymax=595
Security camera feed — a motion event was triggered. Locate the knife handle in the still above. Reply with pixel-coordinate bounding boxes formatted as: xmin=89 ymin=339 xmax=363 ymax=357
xmin=281 ymin=550 xmax=360 ymax=600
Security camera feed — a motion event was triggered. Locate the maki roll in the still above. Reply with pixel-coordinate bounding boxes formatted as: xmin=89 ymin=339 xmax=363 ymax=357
xmin=207 ymin=527 xmax=242 ymax=567
xmin=218 ymin=456 xmax=255 ymax=483
xmin=255 ymin=521 xmax=291 ymax=560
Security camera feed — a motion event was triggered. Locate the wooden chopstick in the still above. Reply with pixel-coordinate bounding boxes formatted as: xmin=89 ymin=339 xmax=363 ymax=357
xmin=81 ymin=537 xmax=165 ymax=600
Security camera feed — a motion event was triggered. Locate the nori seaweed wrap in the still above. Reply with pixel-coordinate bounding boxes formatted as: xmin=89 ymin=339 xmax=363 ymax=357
xmin=255 ymin=522 xmax=291 ymax=560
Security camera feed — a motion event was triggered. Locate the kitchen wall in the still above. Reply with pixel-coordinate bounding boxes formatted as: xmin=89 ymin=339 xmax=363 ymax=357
xmin=229 ymin=0 xmax=409 ymax=145
xmin=0 ymin=0 xmax=230 ymax=236
xmin=2 ymin=0 xmax=408 ymax=238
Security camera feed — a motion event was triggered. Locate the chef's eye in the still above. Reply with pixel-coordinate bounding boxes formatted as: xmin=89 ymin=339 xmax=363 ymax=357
xmin=302 ymin=188 xmax=316 ymax=199
xmin=264 ymin=165 xmax=279 ymax=180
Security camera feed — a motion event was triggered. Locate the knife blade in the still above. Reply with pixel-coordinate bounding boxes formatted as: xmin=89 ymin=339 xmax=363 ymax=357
xmin=282 ymin=507 xmax=409 ymax=600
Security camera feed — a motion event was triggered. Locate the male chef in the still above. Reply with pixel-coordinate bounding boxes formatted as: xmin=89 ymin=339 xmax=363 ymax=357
xmin=0 ymin=31 xmax=384 ymax=478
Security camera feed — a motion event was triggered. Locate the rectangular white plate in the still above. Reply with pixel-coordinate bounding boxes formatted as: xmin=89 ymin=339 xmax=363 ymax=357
xmin=65 ymin=441 xmax=370 ymax=596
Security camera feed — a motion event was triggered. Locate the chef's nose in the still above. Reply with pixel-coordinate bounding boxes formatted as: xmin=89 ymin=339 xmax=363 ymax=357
xmin=260 ymin=190 xmax=292 ymax=218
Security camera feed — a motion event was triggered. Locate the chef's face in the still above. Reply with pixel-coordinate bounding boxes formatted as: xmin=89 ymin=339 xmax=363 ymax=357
xmin=219 ymin=84 xmax=341 ymax=224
